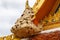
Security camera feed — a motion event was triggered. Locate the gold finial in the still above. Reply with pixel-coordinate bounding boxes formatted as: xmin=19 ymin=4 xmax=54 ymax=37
xmin=34 ymin=0 xmax=40 ymax=5
xmin=25 ymin=0 xmax=30 ymax=9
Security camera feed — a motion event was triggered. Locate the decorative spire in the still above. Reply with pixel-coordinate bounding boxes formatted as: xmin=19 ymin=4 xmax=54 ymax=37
xmin=33 ymin=0 xmax=40 ymax=7
xmin=25 ymin=0 xmax=30 ymax=9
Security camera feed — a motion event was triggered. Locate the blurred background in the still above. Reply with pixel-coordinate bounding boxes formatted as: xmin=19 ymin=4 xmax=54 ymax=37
xmin=0 ymin=0 xmax=36 ymax=36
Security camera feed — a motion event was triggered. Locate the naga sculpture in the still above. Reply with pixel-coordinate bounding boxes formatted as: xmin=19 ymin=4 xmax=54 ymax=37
xmin=0 ymin=0 xmax=60 ymax=40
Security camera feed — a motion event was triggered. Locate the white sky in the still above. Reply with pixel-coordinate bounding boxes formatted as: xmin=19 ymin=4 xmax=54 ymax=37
xmin=0 ymin=0 xmax=36 ymax=36
xmin=0 ymin=0 xmax=60 ymax=37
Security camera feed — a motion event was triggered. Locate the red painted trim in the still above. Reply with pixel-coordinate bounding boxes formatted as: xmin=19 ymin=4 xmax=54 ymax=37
xmin=33 ymin=0 xmax=57 ymax=25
